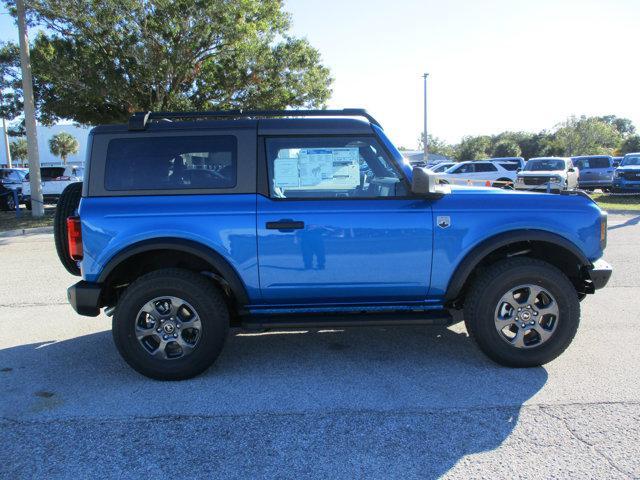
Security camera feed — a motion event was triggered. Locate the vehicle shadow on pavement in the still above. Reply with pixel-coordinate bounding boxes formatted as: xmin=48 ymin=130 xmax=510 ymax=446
xmin=0 ymin=325 xmax=547 ymax=478
xmin=608 ymin=214 xmax=640 ymax=230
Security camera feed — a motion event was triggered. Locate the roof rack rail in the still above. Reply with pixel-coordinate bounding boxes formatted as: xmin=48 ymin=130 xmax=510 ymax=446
xmin=128 ymin=108 xmax=382 ymax=131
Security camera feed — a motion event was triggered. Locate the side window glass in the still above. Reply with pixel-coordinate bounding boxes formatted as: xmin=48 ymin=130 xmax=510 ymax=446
xmin=476 ymin=163 xmax=497 ymax=172
xmin=105 ymin=135 xmax=237 ymax=191
xmin=265 ymin=137 xmax=407 ymax=199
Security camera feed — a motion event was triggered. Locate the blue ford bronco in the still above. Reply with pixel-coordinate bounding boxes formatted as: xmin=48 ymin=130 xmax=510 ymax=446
xmin=55 ymin=109 xmax=612 ymax=380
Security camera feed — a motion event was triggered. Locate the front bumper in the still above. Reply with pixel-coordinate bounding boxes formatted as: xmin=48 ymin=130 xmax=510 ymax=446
xmin=515 ymin=185 xmax=563 ymax=193
xmin=585 ymin=259 xmax=612 ymax=290
xmin=579 ymin=180 xmax=612 ymax=188
xmin=613 ymin=180 xmax=640 ymax=192
xmin=67 ymin=280 xmax=102 ymax=317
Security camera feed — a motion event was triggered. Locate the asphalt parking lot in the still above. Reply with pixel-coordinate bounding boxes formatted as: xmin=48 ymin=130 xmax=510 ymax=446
xmin=1 ymin=213 xmax=639 ymax=479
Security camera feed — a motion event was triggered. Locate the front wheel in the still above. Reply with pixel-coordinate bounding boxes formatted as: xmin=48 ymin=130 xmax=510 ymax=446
xmin=113 ymin=268 xmax=230 ymax=380
xmin=464 ymin=257 xmax=580 ymax=367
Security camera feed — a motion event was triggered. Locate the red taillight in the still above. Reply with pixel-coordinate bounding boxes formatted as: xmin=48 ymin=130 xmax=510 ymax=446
xmin=66 ymin=216 xmax=83 ymax=261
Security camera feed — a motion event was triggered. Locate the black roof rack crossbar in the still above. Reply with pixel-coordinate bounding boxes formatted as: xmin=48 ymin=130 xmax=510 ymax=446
xmin=127 ymin=108 xmax=382 ymax=131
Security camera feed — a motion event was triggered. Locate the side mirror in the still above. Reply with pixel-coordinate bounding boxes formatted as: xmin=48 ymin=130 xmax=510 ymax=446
xmin=411 ymin=167 xmax=449 ymax=197
xmin=568 ymin=167 xmax=575 ymax=173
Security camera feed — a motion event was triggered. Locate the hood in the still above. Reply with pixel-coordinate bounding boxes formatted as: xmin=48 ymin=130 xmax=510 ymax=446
xmin=518 ymin=170 xmax=566 ymax=176
xmin=617 ymin=165 xmax=640 ymax=171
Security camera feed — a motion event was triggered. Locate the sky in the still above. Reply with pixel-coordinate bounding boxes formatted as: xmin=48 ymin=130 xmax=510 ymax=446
xmin=1 ymin=0 xmax=639 ymax=153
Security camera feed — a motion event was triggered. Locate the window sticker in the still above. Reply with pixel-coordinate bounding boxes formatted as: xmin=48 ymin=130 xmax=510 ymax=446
xmin=273 ymin=147 xmax=361 ymax=190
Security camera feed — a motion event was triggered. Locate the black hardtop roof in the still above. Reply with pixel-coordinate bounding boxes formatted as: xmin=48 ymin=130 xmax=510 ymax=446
xmin=91 ymin=117 xmax=375 ymax=136
xmin=91 ymin=108 xmax=380 ymax=136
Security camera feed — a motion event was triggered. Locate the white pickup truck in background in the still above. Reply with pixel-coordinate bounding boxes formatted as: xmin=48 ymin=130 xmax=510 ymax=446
xmin=22 ymin=165 xmax=84 ymax=209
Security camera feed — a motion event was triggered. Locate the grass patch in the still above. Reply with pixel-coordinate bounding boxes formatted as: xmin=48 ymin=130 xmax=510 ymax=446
xmin=591 ymin=193 xmax=640 ymax=211
xmin=0 ymin=207 xmax=55 ymax=232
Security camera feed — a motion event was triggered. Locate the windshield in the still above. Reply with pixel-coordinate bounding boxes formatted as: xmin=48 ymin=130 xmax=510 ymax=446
xmin=524 ymin=159 xmax=565 ymax=171
xmin=621 ymin=156 xmax=640 ymax=166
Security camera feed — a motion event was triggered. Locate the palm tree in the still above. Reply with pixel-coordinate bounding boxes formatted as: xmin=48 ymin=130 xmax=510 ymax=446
xmin=49 ymin=132 xmax=79 ymax=165
xmin=9 ymin=138 xmax=28 ymax=167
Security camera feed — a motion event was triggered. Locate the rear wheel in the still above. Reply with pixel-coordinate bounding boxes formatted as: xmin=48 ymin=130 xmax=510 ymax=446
xmin=113 ymin=268 xmax=229 ymax=380
xmin=464 ymin=257 xmax=580 ymax=367
xmin=54 ymin=182 xmax=83 ymax=275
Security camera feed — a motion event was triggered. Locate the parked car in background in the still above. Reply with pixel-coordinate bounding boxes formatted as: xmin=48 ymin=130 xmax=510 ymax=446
xmin=22 ymin=165 xmax=84 ymax=209
xmin=612 ymin=152 xmax=640 ymax=193
xmin=485 ymin=157 xmax=526 ymax=171
xmin=439 ymin=160 xmax=516 ymax=188
xmin=0 ymin=168 xmax=28 ymax=210
xmin=515 ymin=157 xmax=578 ymax=192
xmin=612 ymin=157 xmax=623 ymax=167
xmin=572 ymin=155 xmax=614 ymax=191
xmin=428 ymin=162 xmax=455 ymax=173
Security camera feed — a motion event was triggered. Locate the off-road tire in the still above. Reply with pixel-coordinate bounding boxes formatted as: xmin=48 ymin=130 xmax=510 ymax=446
xmin=464 ymin=257 xmax=580 ymax=367
xmin=113 ymin=268 xmax=229 ymax=380
xmin=54 ymin=182 xmax=83 ymax=275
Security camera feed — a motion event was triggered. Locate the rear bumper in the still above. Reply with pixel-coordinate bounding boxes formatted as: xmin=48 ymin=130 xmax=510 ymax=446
xmin=67 ymin=280 xmax=102 ymax=317
xmin=585 ymin=258 xmax=612 ymax=290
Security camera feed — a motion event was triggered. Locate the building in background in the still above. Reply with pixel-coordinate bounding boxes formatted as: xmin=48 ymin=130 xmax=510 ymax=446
xmin=0 ymin=124 xmax=89 ymax=166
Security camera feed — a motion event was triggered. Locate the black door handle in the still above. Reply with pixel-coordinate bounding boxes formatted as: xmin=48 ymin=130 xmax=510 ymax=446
xmin=266 ymin=219 xmax=305 ymax=231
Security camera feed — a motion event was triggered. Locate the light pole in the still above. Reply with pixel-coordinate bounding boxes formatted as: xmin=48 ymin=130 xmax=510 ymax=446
xmin=16 ymin=0 xmax=44 ymax=216
xmin=422 ymin=73 xmax=429 ymax=164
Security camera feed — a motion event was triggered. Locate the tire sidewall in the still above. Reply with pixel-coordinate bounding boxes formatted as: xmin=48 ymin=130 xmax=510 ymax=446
xmin=470 ymin=263 xmax=579 ymax=366
xmin=113 ymin=274 xmax=228 ymax=380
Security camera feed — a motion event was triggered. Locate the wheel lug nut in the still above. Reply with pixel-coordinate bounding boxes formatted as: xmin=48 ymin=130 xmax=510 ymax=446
xmin=176 ymin=324 xmax=180 ymax=329
xmin=156 ymin=328 xmax=161 ymax=333
xmin=530 ymin=321 xmax=535 ymax=325
xmin=163 ymin=335 xmax=169 ymax=340
xmin=173 ymin=333 xmax=178 ymax=338
xmin=521 ymin=323 xmax=525 ymax=328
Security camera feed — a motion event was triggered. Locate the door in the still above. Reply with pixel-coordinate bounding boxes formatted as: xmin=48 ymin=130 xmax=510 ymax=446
xmin=257 ymin=135 xmax=433 ymax=304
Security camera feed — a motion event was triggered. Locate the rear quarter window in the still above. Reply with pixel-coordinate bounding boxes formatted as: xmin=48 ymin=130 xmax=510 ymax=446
xmin=498 ymin=162 xmax=519 ymax=171
xmin=104 ymin=135 xmax=237 ymax=191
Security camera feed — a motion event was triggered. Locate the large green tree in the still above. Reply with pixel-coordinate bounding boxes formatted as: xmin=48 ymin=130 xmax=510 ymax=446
xmin=418 ymin=133 xmax=456 ymax=158
xmin=48 ymin=131 xmax=79 ymax=164
xmin=456 ymin=135 xmax=491 ymax=161
xmin=3 ymin=0 xmax=332 ymax=125
xmin=492 ymin=140 xmax=521 ymax=158
xmin=551 ymin=116 xmax=621 ymax=156
xmin=0 ymin=42 xmax=23 ymax=124
xmin=620 ymin=135 xmax=640 ymax=155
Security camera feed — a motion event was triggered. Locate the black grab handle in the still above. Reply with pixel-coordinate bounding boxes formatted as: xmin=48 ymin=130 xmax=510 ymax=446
xmin=266 ymin=219 xmax=305 ymax=231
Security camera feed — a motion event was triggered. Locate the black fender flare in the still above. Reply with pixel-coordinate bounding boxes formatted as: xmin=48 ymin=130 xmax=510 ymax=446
xmin=98 ymin=238 xmax=250 ymax=305
xmin=444 ymin=229 xmax=591 ymax=301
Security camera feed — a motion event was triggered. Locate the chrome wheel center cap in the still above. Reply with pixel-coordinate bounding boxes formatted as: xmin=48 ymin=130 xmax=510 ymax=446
xmin=520 ymin=310 xmax=532 ymax=321
xmin=163 ymin=322 xmax=176 ymax=334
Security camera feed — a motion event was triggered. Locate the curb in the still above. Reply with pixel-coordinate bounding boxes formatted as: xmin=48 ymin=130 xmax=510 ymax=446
xmin=0 ymin=226 xmax=54 ymax=238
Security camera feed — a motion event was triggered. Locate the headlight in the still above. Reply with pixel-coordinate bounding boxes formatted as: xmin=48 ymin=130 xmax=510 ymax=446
xmin=516 ymin=177 xmax=524 ymax=184
xmin=614 ymin=170 xmax=621 ymax=178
